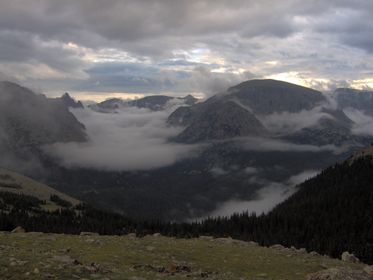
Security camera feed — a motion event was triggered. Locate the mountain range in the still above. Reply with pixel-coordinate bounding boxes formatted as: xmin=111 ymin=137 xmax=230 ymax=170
xmin=1 ymin=79 xmax=373 ymax=221
xmin=89 ymin=94 xmax=198 ymax=112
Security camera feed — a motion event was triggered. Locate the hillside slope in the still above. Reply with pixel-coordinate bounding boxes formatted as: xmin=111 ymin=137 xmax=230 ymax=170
xmin=194 ymin=145 xmax=373 ymax=263
xmin=0 ymin=168 xmax=79 ymax=211
xmin=0 ymin=232 xmax=368 ymax=280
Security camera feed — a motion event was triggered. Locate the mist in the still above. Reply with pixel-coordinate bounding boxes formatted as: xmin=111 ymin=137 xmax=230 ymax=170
xmin=237 ymin=137 xmax=345 ymax=154
xmin=343 ymin=108 xmax=373 ymax=136
xmin=45 ymin=105 xmax=201 ymax=171
xmin=259 ymin=106 xmax=333 ymax=134
xmin=204 ymin=170 xmax=319 ymax=219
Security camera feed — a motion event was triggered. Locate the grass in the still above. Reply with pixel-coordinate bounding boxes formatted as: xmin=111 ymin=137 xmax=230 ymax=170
xmin=0 ymin=232 xmax=364 ymax=280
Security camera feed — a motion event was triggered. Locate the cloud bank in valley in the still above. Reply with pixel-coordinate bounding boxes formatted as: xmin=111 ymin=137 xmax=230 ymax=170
xmin=238 ymin=137 xmax=345 ymax=154
xmin=343 ymin=108 xmax=373 ymax=136
xmin=205 ymin=170 xmax=319 ymax=219
xmin=45 ymin=105 xmax=200 ymax=171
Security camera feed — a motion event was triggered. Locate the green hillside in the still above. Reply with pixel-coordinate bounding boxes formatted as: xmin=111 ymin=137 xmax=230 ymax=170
xmin=0 ymin=168 xmax=79 ymax=211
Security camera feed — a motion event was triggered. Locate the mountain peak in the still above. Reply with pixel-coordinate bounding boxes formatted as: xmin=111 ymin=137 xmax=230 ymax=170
xmin=226 ymin=79 xmax=326 ymax=115
xmin=60 ymin=92 xmax=84 ymax=108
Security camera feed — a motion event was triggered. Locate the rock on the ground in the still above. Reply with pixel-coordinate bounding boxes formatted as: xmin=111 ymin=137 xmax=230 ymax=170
xmin=364 ymin=265 xmax=373 ymax=276
xmin=11 ymin=226 xmax=25 ymax=233
xmin=306 ymin=267 xmax=370 ymax=280
xmin=341 ymin=251 xmax=360 ymax=263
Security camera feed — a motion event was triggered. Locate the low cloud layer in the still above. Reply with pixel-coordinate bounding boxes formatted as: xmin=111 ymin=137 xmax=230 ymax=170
xmin=238 ymin=137 xmax=345 ymax=154
xmin=46 ymin=105 xmax=200 ymax=171
xmin=344 ymin=108 xmax=373 ymax=136
xmin=260 ymin=105 xmax=333 ymax=134
xmin=205 ymin=170 xmax=319 ymax=218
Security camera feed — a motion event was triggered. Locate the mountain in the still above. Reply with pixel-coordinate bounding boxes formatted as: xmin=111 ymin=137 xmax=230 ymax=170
xmin=168 ymin=79 xmax=356 ymax=144
xmin=0 ymin=81 xmax=87 ymax=150
xmin=60 ymin=92 xmax=84 ymax=109
xmin=334 ymin=88 xmax=373 ymax=116
xmin=0 ymin=81 xmax=87 ymax=174
xmin=127 ymin=95 xmax=174 ymax=110
xmin=228 ymin=79 xmax=326 ymax=114
xmin=172 ymin=100 xmax=267 ymax=143
xmin=91 ymin=94 xmax=198 ymax=113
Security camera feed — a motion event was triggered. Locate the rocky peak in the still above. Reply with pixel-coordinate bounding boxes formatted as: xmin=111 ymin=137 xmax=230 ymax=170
xmin=60 ymin=93 xmax=84 ymax=109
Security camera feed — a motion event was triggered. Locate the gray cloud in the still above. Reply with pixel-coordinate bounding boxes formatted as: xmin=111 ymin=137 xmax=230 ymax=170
xmin=45 ymin=106 xmax=200 ymax=171
xmin=0 ymin=1 xmax=373 ymax=95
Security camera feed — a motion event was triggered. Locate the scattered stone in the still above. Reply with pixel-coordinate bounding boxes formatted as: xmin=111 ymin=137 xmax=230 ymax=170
xmin=199 ymin=235 xmax=213 ymax=240
xmin=341 ymin=251 xmax=360 ymax=263
xmin=127 ymin=233 xmax=137 ymax=238
xmin=84 ymin=262 xmax=100 ymax=273
xmin=214 ymin=237 xmax=234 ymax=244
xmin=11 ymin=226 xmax=25 ymax=233
xmin=52 ymin=254 xmax=79 ymax=264
xmin=363 ymin=265 xmax=373 ymax=276
xmin=270 ymin=244 xmax=286 ymax=250
xmin=145 ymin=246 xmax=155 ymax=252
xmin=297 ymin=248 xmax=307 ymax=253
xmin=33 ymin=268 xmax=40 ymax=274
xmin=153 ymin=233 xmax=161 ymax=237
xmin=306 ymin=267 xmax=370 ymax=280
xmin=80 ymin=232 xmax=99 ymax=236
xmin=310 ymin=251 xmax=320 ymax=256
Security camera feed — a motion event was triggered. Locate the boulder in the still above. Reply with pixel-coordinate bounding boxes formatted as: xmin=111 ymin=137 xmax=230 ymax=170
xmin=297 ymin=248 xmax=307 ymax=253
xmin=306 ymin=267 xmax=370 ymax=280
xmin=270 ymin=244 xmax=286 ymax=250
xmin=341 ymin=251 xmax=360 ymax=263
xmin=11 ymin=226 xmax=25 ymax=233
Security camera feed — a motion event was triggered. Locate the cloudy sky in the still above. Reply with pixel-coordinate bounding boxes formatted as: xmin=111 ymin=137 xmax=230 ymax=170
xmin=1 ymin=0 xmax=372 ymax=100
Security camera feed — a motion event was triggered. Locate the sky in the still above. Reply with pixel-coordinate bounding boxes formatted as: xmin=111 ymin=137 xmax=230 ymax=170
xmin=0 ymin=0 xmax=373 ymax=101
